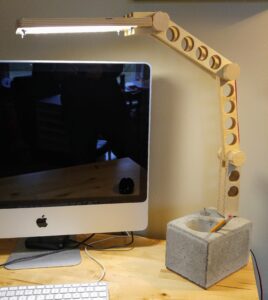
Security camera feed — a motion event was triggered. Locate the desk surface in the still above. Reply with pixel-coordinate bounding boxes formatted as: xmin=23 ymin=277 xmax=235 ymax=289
xmin=0 ymin=235 xmax=259 ymax=300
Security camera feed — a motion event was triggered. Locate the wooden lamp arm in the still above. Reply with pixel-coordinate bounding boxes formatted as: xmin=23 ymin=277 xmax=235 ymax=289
xmin=126 ymin=11 xmax=245 ymax=216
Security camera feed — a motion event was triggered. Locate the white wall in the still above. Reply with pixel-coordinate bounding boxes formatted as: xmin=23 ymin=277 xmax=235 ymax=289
xmin=1 ymin=0 xmax=268 ymax=297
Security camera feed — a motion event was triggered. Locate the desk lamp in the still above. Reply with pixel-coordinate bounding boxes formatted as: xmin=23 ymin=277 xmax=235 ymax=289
xmin=16 ymin=11 xmax=251 ymax=288
xmin=16 ymin=11 xmax=245 ymax=218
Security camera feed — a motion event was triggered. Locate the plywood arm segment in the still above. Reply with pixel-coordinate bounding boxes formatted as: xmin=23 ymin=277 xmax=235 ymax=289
xmin=126 ymin=12 xmax=240 ymax=81
xmin=217 ymin=78 xmax=245 ymax=216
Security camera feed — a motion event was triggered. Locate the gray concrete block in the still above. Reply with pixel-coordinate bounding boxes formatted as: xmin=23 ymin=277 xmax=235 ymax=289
xmin=166 ymin=210 xmax=252 ymax=288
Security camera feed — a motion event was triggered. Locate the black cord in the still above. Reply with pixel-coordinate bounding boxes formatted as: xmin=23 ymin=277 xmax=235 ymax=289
xmin=0 ymin=234 xmax=95 ymax=268
xmin=250 ymin=249 xmax=263 ymax=300
xmin=69 ymin=232 xmax=134 ymax=250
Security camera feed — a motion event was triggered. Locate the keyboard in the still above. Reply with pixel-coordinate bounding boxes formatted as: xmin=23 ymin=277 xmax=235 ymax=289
xmin=0 ymin=281 xmax=109 ymax=300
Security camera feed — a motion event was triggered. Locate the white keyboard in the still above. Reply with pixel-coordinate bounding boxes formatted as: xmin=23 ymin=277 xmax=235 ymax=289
xmin=0 ymin=282 xmax=109 ymax=300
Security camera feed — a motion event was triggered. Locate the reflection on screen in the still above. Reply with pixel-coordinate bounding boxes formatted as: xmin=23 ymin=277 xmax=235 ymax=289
xmin=0 ymin=62 xmax=150 ymax=208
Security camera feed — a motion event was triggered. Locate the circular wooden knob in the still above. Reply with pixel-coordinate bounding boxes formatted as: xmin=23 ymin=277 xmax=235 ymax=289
xmin=219 ymin=63 xmax=240 ymax=81
xmin=152 ymin=12 xmax=170 ymax=32
xmin=227 ymin=150 xmax=246 ymax=167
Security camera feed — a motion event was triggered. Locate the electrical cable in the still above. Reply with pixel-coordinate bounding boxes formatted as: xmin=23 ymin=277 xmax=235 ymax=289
xmin=81 ymin=232 xmax=134 ymax=281
xmin=250 ymin=249 xmax=263 ymax=300
xmin=77 ymin=231 xmax=134 ymax=250
xmin=84 ymin=247 xmax=106 ymax=282
xmin=73 ymin=232 xmax=134 ymax=281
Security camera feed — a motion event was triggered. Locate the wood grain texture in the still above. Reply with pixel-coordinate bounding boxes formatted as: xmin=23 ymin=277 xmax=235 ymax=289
xmin=0 ymin=235 xmax=259 ymax=299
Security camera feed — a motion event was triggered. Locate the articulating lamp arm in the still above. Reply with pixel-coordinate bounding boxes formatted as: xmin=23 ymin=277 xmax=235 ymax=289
xmin=126 ymin=11 xmax=245 ymax=216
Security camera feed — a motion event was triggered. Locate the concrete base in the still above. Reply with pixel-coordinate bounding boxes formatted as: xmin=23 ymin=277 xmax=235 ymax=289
xmin=166 ymin=209 xmax=252 ymax=288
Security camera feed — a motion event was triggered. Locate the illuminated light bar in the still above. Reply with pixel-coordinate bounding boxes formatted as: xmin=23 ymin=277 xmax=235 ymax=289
xmin=16 ymin=25 xmax=138 ymax=37
xmin=16 ymin=17 xmax=152 ymax=37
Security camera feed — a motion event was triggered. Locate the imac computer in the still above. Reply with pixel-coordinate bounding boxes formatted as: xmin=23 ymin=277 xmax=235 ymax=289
xmin=0 ymin=61 xmax=151 ymax=268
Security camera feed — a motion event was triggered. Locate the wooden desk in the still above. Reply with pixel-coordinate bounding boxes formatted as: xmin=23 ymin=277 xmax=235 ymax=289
xmin=0 ymin=235 xmax=259 ymax=300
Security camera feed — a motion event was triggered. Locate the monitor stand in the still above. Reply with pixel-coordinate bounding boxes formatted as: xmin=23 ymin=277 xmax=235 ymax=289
xmin=5 ymin=236 xmax=81 ymax=270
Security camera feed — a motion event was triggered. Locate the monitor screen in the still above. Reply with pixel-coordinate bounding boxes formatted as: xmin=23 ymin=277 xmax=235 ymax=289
xmin=0 ymin=61 xmax=151 ymax=238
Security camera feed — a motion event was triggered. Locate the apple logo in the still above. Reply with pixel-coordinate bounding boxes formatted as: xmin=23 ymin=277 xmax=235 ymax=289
xmin=36 ymin=215 xmax=48 ymax=228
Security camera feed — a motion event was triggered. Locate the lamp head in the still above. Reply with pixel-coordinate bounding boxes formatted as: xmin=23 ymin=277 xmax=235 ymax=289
xmin=15 ymin=16 xmax=155 ymax=38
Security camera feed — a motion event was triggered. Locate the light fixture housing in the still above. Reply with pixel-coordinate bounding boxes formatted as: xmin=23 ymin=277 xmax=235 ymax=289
xmin=16 ymin=17 xmax=153 ymax=37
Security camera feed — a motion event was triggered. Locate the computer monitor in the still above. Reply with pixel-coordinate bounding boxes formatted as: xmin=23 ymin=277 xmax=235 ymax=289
xmin=0 ymin=61 xmax=151 ymax=241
